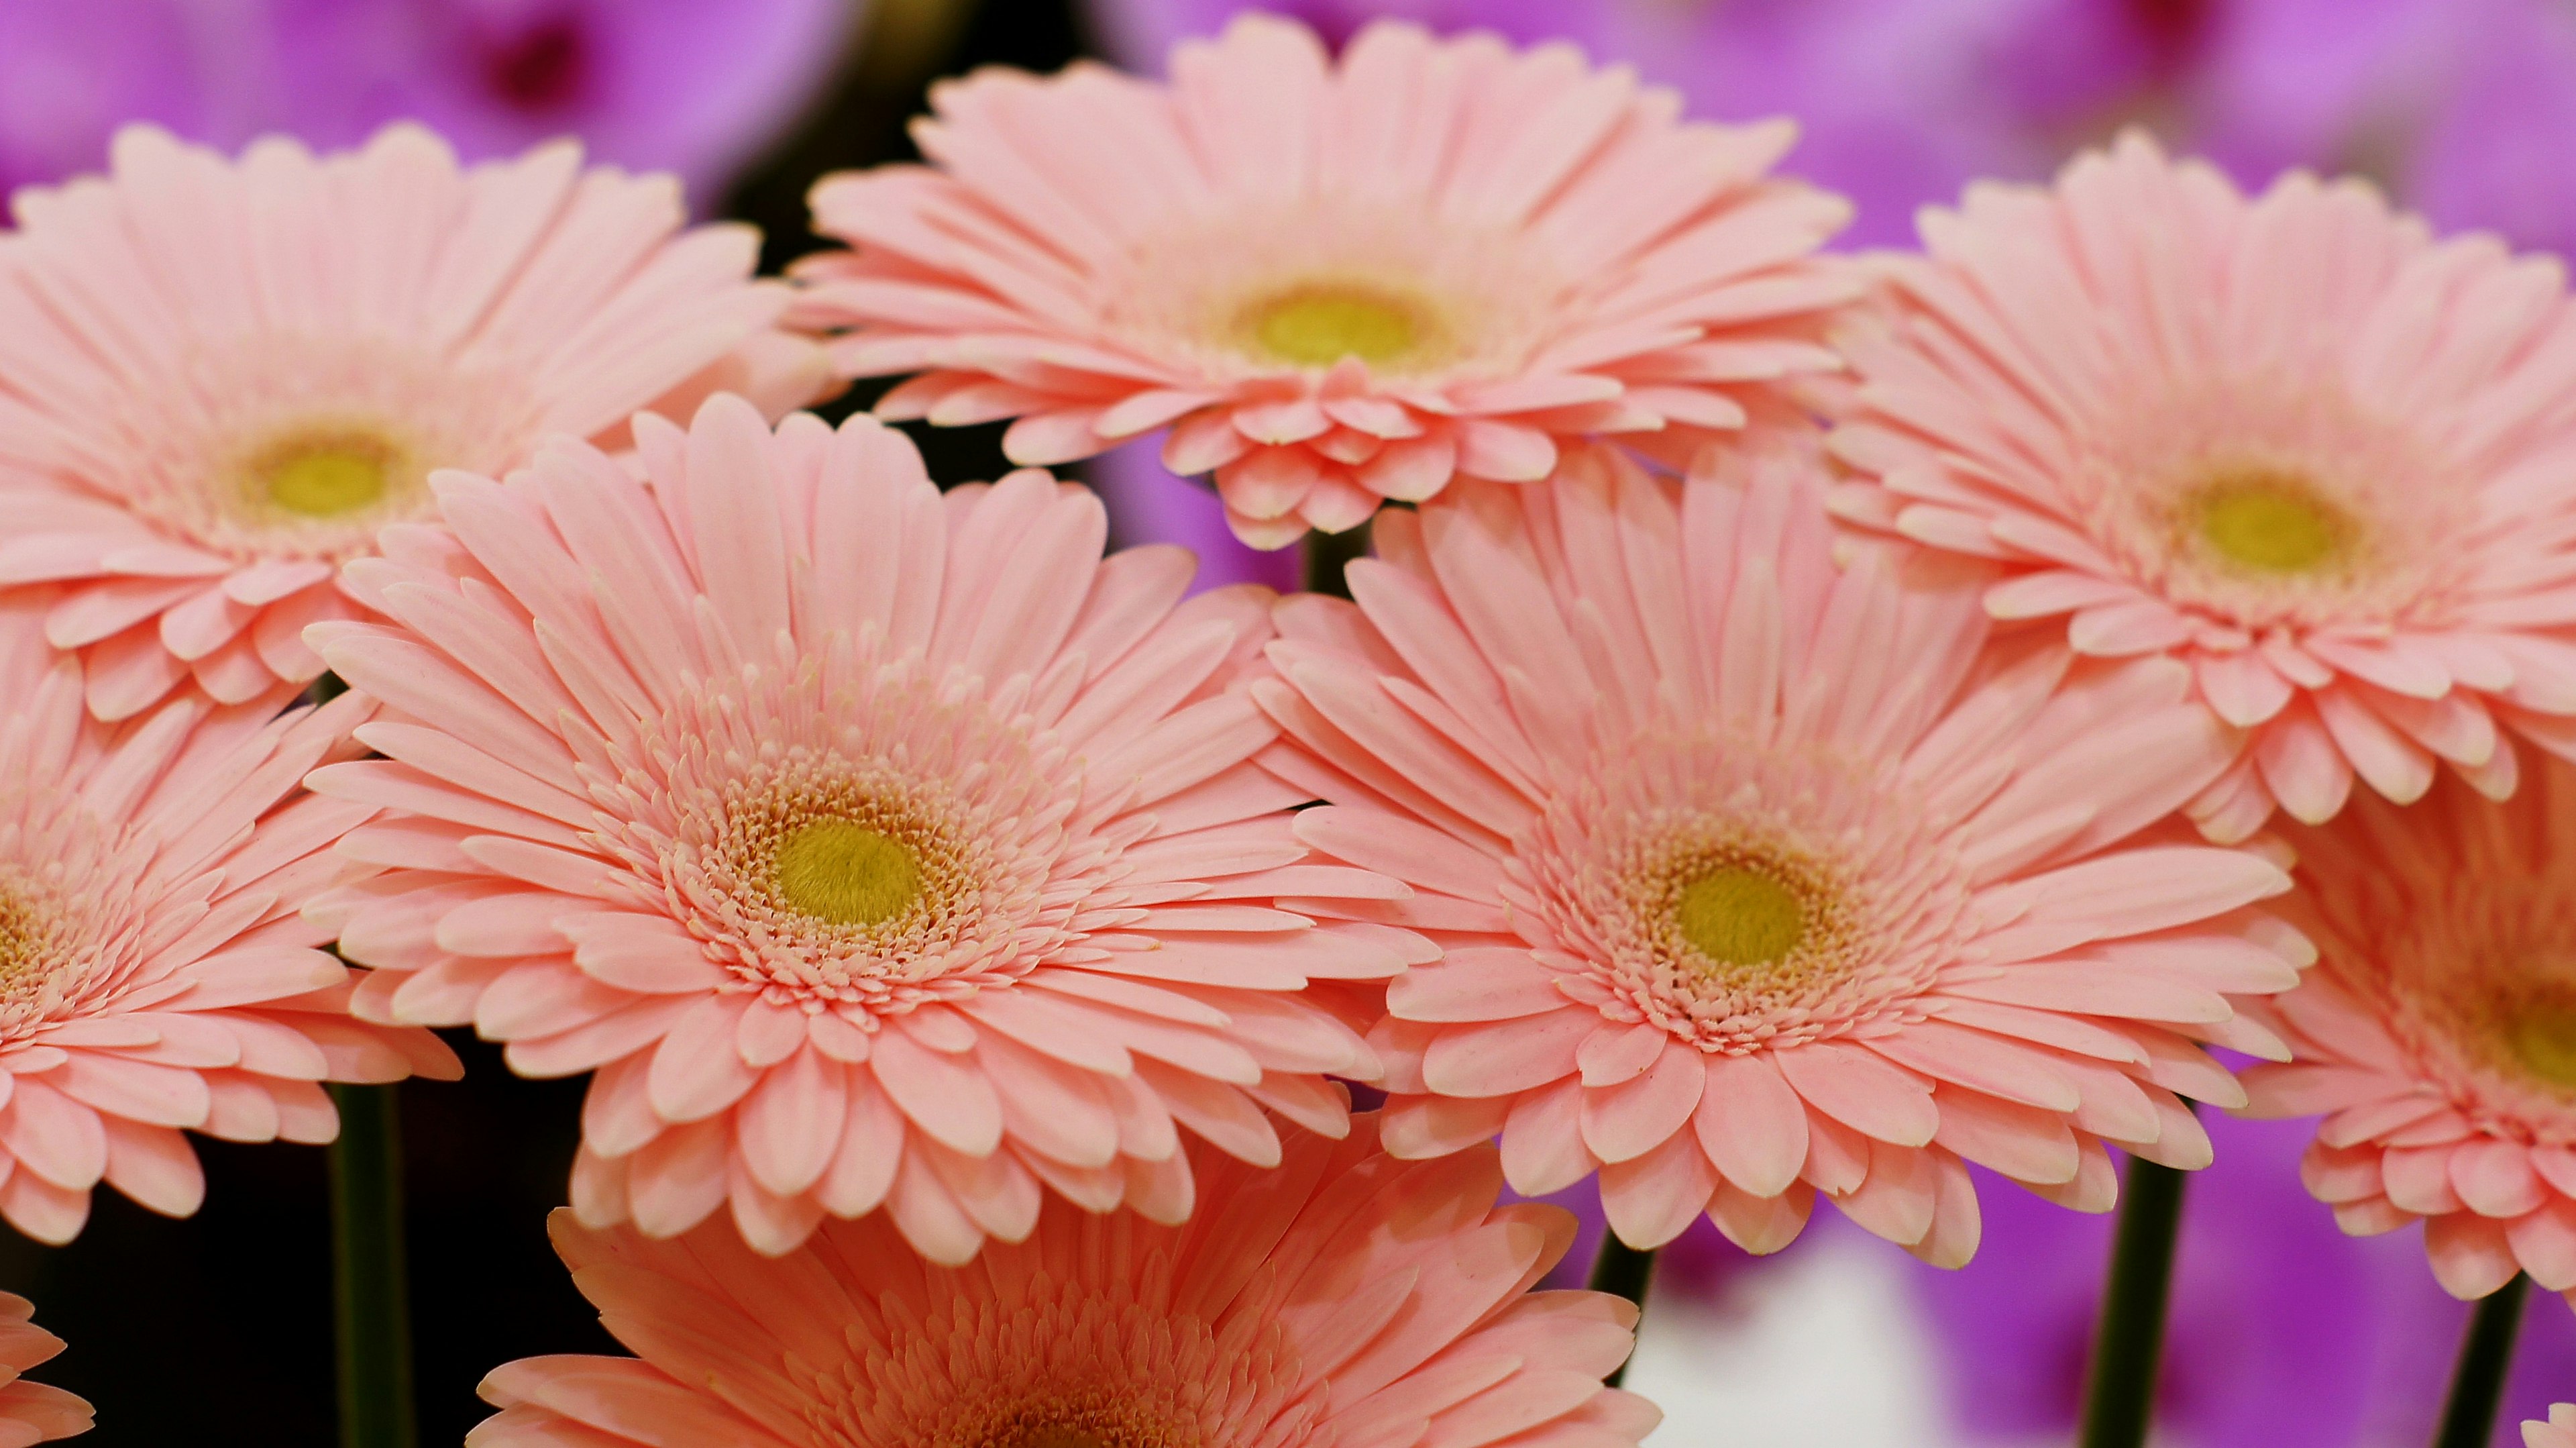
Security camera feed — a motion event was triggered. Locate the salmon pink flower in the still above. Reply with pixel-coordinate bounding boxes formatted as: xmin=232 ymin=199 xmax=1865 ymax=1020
xmin=0 ymin=122 xmax=828 ymax=721
xmin=306 ymin=395 xmax=1411 ymax=1261
xmin=0 ymin=598 xmax=456 ymax=1244
xmin=1829 ymin=132 xmax=2576 ymax=840
xmin=2245 ymin=756 xmax=2576 ymax=1308
xmin=2534 ymin=1406 xmax=2576 ymax=1448
xmin=466 ymin=1117 xmax=1657 ymax=1448
xmin=0 ymin=1295 xmax=89 ymax=1445
xmin=1258 ymin=441 xmax=2306 ymax=1260
xmin=791 ymin=14 xmax=1855 ymax=550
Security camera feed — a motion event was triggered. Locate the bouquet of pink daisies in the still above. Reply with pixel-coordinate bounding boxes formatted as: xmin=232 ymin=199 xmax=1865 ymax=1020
xmin=7 ymin=10 xmax=2576 ymax=1448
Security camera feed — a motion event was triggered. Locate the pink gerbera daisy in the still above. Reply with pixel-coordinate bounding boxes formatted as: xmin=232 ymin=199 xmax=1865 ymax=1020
xmin=0 ymin=597 xmax=456 ymax=1243
xmin=467 ymin=1115 xmax=1656 ymax=1448
xmin=2243 ymin=755 xmax=2576 ymax=1306
xmin=2532 ymin=1406 xmax=2576 ymax=1448
xmin=791 ymin=15 xmax=1854 ymax=549
xmin=1258 ymin=441 xmax=2306 ymax=1260
xmin=1829 ymin=132 xmax=2576 ymax=839
xmin=0 ymin=122 xmax=828 ymax=721
xmin=306 ymin=395 xmax=1410 ymax=1261
xmin=0 ymin=1295 xmax=89 ymax=1445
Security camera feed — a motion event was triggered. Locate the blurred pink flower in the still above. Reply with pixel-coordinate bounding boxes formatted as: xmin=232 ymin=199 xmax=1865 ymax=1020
xmin=0 ymin=0 xmax=855 ymax=204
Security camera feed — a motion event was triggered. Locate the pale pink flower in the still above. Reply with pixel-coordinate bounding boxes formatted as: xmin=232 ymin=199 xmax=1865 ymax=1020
xmin=306 ymin=395 xmax=1411 ymax=1261
xmin=791 ymin=14 xmax=1855 ymax=550
xmin=468 ymin=1116 xmax=1656 ymax=1448
xmin=0 ymin=122 xmax=829 ymax=722
xmin=1829 ymin=132 xmax=2576 ymax=841
xmin=0 ymin=598 xmax=456 ymax=1244
xmin=2532 ymin=1405 xmax=2576 ymax=1448
xmin=1259 ymin=439 xmax=2306 ymax=1259
xmin=0 ymin=1295 xmax=89 ymax=1446
xmin=2244 ymin=756 xmax=2576 ymax=1308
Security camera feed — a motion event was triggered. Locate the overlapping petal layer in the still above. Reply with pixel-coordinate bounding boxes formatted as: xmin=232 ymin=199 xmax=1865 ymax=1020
xmin=0 ymin=1295 xmax=89 ymax=1446
xmin=0 ymin=122 xmax=828 ymax=720
xmin=2532 ymin=1404 xmax=2576 ymax=1448
xmin=1260 ymin=439 xmax=2304 ymax=1260
xmin=792 ymin=15 xmax=1854 ymax=548
xmin=309 ymin=395 xmax=1412 ymax=1261
xmin=0 ymin=599 xmax=455 ymax=1243
xmin=467 ymin=1117 xmax=1656 ymax=1448
xmin=2245 ymin=756 xmax=2576 ymax=1309
xmin=1829 ymin=132 xmax=2576 ymax=837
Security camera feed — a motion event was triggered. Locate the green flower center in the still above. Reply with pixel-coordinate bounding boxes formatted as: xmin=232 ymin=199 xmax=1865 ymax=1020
xmin=257 ymin=433 xmax=398 ymax=517
xmin=1677 ymin=865 xmax=1808 ymax=968
xmin=1240 ymin=285 xmax=1428 ymax=369
xmin=2506 ymin=990 xmax=2576 ymax=1092
xmin=773 ymin=820 xmax=922 ymax=927
xmin=2192 ymin=470 xmax=2350 ymax=575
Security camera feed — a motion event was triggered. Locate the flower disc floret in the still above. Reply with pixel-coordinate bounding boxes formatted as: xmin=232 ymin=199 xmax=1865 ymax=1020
xmin=790 ymin=15 xmax=1854 ymax=549
xmin=309 ymin=396 xmax=1415 ymax=1262
xmin=1258 ymin=442 xmax=2306 ymax=1261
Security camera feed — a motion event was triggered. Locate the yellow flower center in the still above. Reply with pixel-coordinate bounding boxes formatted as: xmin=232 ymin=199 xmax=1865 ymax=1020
xmin=773 ymin=820 xmax=923 ymax=927
xmin=1677 ymin=864 xmax=1808 ymax=968
xmin=1239 ymin=284 xmax=1430 ymax=369
xmin=2191 ymin=470 xmax=2351 ymax=575
xmin=0 ymin=888 xmax=46 ymax=992
xmin=254 ymin=431 xmax=400 ymax=518
xmin=2504 ymin=988 xmax=2576 ymax=1092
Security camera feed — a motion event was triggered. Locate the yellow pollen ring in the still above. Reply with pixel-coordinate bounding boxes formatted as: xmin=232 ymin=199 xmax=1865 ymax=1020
xmin=2191 ymin=470 xmax=2350 ymax=575
xmin=1676 ymin=866 xmax=1807 ymax=968
xmin=773 ymin=819 xmax=923 ymax=927
xmin=1238 ymin=284 xmax=1428 ymax=370
xmin=254 ymin=431 xmax=400 ymax=518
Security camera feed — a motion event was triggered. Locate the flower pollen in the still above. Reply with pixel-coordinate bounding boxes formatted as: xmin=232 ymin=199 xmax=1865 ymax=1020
xmin=2190 ymin=468 xmax=2351 ymax=576
xmin=1238 ymin=283 xmax=1430 ymax=370
xmin=1676 ymin=863 xmax=1809 ymax=969
xmin=773 ymin=818 xmax=922 ymax=927
xmin=255 ymin=431 xmax=399 ymax=518
xmin=2505 ymin=986 xmax=2576 ymax=1093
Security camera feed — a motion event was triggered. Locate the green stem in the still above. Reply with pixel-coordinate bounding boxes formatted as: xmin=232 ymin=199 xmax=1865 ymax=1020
xmin=328 ymin=1084 xmax=417 ymax=1448
xmin=2433 ymin=1274 xmax=2529 ymax=1448
xmin=2078 ymin=1155 xmax=2189 ymax=1448
xmin=1586 ymin=1234 xmax=1658 ymax=1389
xmin=1301 ymin=519 xmax=1372 ymax=600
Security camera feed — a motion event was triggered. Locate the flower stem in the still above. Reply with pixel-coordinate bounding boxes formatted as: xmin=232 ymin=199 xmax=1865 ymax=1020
xmin=2433 ymin=1274 xmax=2529 ymax=1448
xmin=1301 ymin=519 xmax=1372 ymax=599
xmin=2079 ymin=1155 xmax=2189 ymax=1448
xmin=327 ymin=1084 xmax=417 ymax=1448
xmin=1586 ymin=1234 xmax=1658 ymax=1388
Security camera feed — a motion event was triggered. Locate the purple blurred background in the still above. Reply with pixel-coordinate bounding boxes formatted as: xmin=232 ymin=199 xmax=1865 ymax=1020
xmin=6 ymin=1 xmax=2575 ymax=1443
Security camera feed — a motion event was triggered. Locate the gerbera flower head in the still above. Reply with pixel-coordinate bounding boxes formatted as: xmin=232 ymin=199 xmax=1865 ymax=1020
xmin=307 ymin=395 xmax=1413 ymax=1261
xmin=2533 ymin=1406 xmax=2576 ymax=1448
xmin=467 ymin=1117 xmax=1656 ymax=1448
xmin=2243 ymin=755 xmax=2576 ymax=1306
xmin=1258 ymin=438 xmax=2306 ymax=1261
xmin=0 ymin=599 xmax=456 ymax=1243
xmin=0 ymin=1294 xmax=89 ymax=1445
xmin=791 ymin=14 xmax=1855 ymax=549
xmin=0 ymin=121 xmax=829 ymax=721
xmin=1829 ymin=131 xmax=2576 ymax=839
